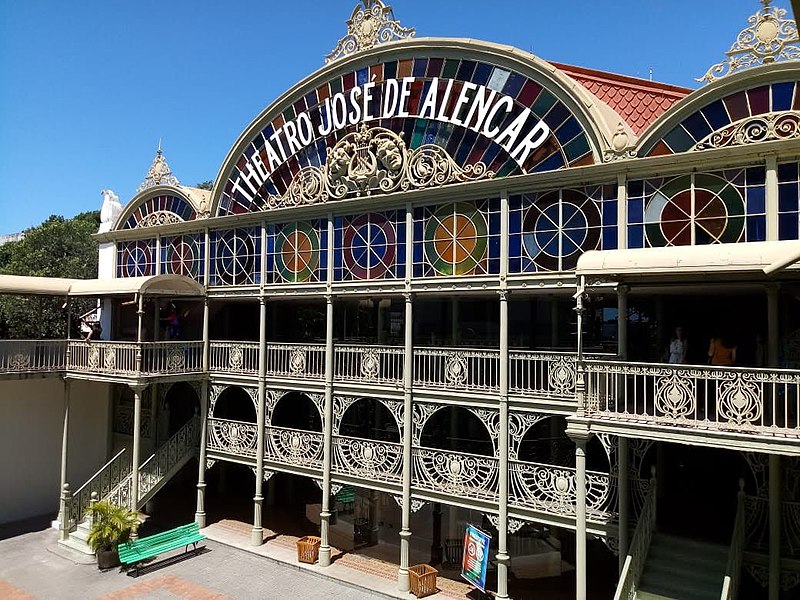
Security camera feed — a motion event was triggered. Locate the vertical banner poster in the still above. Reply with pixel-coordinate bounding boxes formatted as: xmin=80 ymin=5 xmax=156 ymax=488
xmin=461 ymin=523 xmax=491 ymax=591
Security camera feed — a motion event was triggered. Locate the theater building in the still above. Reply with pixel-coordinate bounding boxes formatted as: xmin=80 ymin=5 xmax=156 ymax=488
xmin=2 ymin=1 xmax=800 ymax=598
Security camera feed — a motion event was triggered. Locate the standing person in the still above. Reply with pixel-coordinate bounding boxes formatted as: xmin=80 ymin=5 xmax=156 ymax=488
xmin=708 ymin=332 xmax=737 ymax=366
xmin=668 ymin=326 xmax=689 ymax=364
xmin=85 ymin=321 xmax=103 ymax=342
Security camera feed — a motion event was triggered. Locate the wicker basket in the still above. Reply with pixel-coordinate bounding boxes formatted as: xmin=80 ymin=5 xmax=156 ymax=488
xmin=409 ymin=564 xmax=438 ymax=598
xmin=296 ymin=536 xmax=321 ymax=564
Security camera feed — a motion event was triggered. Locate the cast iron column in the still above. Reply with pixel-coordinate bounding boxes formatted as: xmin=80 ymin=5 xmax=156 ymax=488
xmin=252 ymin=296 xmax=267 ymax=546
xmin=618 ymin=436 xmax=629 ymax=574
xmin=769 ymin=454 xmax=781 ymax=600
xmin=496 ymin=289 xmax=511 ymax=599
xmin=319 ymin=293 xmax=334 ymax=567
xmin=58 ymin=378 xmax=71 ymax=536
xmin=398 ymin=291 xmax=413 ymax=592
xmin=130 ymin=383 xmax=148 ymax=525
xmin=617 ymin=284 xmax=628 ymax=360
xmin=195 ymin=297 xmax=210 ymax=527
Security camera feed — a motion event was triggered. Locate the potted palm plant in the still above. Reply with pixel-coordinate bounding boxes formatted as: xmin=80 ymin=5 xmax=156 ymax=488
xmin=86 ymin=500 xmax=139 ymax=570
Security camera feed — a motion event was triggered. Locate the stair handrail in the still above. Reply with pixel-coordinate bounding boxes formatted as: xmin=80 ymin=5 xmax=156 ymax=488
xmin=614 ymin=466 xmax=657 ymax=600
xmin=721 ymin=479 xmax=746 ymax=600
xmin=64 ymin=448 xmax=129 ymax=528
xmin=136 ymin=415 xmax=201 ymax=505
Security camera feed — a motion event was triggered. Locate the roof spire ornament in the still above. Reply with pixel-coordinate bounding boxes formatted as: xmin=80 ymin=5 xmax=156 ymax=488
xmin=137 ymin=145 xmax=180 ymax=192
xmin=697 ymin=0 xmax=799 ymax=84
xmin=325 ymin=0 xmax=415 ymax=64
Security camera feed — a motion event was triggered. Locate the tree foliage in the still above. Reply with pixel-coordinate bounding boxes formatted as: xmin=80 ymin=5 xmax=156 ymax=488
xmin=195 ymin=180 xmax=213 ymax=190
xmin=0 ymin=211 xmax=100 ymax=339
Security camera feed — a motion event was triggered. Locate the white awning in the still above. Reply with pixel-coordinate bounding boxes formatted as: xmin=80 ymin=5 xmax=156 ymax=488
xmin=0 ymin=274 xmax=205 ymax=297
xmin=576 ymin=241 xmax=800 ymax=281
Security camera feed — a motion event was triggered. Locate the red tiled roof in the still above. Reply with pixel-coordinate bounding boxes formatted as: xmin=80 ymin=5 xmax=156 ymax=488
xmin=552 ymin=62 xmax=693 ymax=135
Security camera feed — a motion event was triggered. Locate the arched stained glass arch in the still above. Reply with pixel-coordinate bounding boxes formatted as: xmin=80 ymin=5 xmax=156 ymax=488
xmin=334 ymin=211 xmax=404 ymax=280
xmin=414 ymin=199 xmax=500 ymax=277
xmin=509 ymin=185 xmax=616 ymax=273
xmin=123 ymin=194 xmax=197 ymax=229
xmin=210 ymin=228 xmax=261 ymax=286
xmin=641 ymin=79 xmax=800 ymax=156
xmin=218 ymin=52 xmax=599 ymax=216
xmin=117 ymin=239 xmax=156 ymax=277
xmin=160 ymin=234 xmax=204 ymax=279
xmin=626 ymin=168 xmax=766 ymax=248
xmin=267 ymin=220 xmax=328 ymax=283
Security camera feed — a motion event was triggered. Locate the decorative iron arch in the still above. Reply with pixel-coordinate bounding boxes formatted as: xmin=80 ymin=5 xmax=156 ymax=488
xmin=267 ymin=390 xmax=324 ymax=429
xmin=414 ymin=403 xmax=498 ymax=456
xmin=210 ymin=38 xmax=628 ymax=217
xmin=333 ymin=395 xmax=404 ymax=437
xmin=113 ymin=185 xmax=201 ymax=231
xmin=209 ymin=384 xmax=258 ymax=422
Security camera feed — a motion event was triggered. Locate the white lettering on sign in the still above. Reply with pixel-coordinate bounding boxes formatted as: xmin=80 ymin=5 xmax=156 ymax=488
xmin=229 ymin=77 xmax=554 ymax=202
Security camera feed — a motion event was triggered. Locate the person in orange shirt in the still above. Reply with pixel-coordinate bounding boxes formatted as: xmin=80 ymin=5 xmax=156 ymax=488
xmin=708 ymin=333 xmax=736 ymax=366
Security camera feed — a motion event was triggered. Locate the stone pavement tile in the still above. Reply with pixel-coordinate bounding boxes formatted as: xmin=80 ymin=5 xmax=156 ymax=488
xmin=97 ymin=574 xmax=228 ymax=600
xmin=0 ymin=579 xmax=36 ymax=600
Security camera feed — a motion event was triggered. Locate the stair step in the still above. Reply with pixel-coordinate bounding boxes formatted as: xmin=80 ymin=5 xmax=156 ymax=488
xmin=637 ymin=591 xmax=674 ymax=600
xmin=650 ymin=533 xmax=728 ymax=557
xmin=57 ymin=536 xmax=95 ymax=557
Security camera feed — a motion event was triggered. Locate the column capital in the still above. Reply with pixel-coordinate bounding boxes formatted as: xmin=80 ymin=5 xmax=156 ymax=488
xmin=617 ymin=283 xmax=630 ymax=295
xmin=765 ymin=282 xmax=781 ymax=295
xmin=497 ymin=289 xmax=510 ymax=301
xmin=403 ymin=291 xmax=414 ymax=302
xmin=565 ymin=418 xmax=592 ymax=443
xmin=127 ymin=382 xmax=149 ymax=393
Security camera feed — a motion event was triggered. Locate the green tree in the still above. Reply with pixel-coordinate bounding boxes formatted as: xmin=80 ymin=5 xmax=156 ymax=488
xmin=0 ymin=211 xmax=100 ymax=339
xmin=195 ymin=180 xmax=213 ymax=190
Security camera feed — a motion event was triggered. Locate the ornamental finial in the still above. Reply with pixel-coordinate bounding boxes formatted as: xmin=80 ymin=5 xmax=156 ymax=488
xmin=137 ymin=146 xmax=180 ymax=192
xmin=697 ymin=1 xmax=800 ymax=84
xmin=325 ymin=0 xmax=415 ymax=64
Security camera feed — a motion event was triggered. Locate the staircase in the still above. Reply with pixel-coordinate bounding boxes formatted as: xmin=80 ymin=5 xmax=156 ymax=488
xmin=58 ymin=416 xmax=200 ymax=556
xmin=637 ymin=534 xmax=727 ymax=600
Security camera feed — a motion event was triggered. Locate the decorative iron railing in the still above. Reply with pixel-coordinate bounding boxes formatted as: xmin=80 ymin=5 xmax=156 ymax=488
xmin=138 ymin=416 xmax=200 ymax=503
xmin=265 ymin=343 xmax=325 ymax=380
xmin=266 ymin=425 xmax=324 ymax=469
xmin=413 ymin=347 xmax=500 ymax=392
xmin=64 ymin=448 xmax=129 ymax=528
xmin=332 ymin=436 xmax=403 ymax=484
xmin=412 ymin=447 xmax=499 ymax=502
xmin=334 ymin=345 xmax=403 ymax=385
xmin=68 ymin=341 xmax=139 ymax=375
xmin=210 ymin=341 xmax=259 ymax=375
xmin=585 ymin=360 xmax=800 ymax=436
xmin=508 ymin=460 xmax=612 ymax=520
xmin=208 ymin=418 xmax=258 ymax=457
xmin=509 ymin=351 xmax=578 ymax=398
xmin=721 ymin=481 xmax=746 ymax=600
xmin=614 ymin=468 xmax=657 ymax=600
xmin=140 ymin=341 xmax=204 ymax=375
xmin=742 ymin=496 xmax=800 ymax=557
xmin=0 ymin=339 xmax=66 ymax=374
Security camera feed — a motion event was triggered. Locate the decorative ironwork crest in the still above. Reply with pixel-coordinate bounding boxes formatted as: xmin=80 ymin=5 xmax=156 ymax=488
xmin=136 ymin=210 xmax=183 ymax=228
xmin=393 ymin=495 xmax=427 ymax=512
xmin=485 ymin=513 xmax=527 ymax=534
xmin=288 ymin=348 xmax=307 ymax=376
xmin=103 ymin=346 xmax=117 ymax=371
xmin=717 ymin=372 xmax=763 ymax=426
xmin=228 ymin=345 xmax=244 ymax=370
xmin=262 ymin=125 xmax=494 ymax=210
xmin=9 ymin=350 xmax=30 ymax=370
xmin=654 ymin=369 xmax=696 ymax=419
xmin=360 ymin=349 xmax=381 ymax=380
xmin=508 ymin=412 xmax=546 ymax=459
xmin=167 ymin=346 xmax=185 ymax=372
xmin=325 ymin=0 xmax=415 ymax=64
xmin=137 ymin=147 xmax=180 ymax=192
xmin=444 ymin=352 xmax=469 ymax=386
xmin=548 ymin=355 xmax=577 ymax=395
xmin=698 ymin=0 xmax=800 ymax=84
xmin=695 ymin=111 xmax=800 ymax=150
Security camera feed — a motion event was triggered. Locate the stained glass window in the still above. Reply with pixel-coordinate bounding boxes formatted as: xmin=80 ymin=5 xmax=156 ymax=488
xmin=334 ymin=211 xmax=405 ymax=281
xmin=267 ymin=220 xmax=328 ymax=283
xmin=219 ymin=54 xmax=595 ymax=215
xmin=160 ymin=234 xmax=204 ymax=279
xmin=117 ymin=239 xmax=156 ymax=277
xmin=509 ymin=185 xmax=616 ymax=273
xmin=413 ymin=199 xmax=500 ymax=277
xmin=627 ymin=168 xmax=766 ymax=248
xmin=642 ymin=80 xmax=800 ymax=156
xmin=779 ymin=162 xmax=800 ymax=240
xmin=210 ymin=228 xmax=261 ymax=286
xmin=123 ymin=194 xmax=197 ymax=229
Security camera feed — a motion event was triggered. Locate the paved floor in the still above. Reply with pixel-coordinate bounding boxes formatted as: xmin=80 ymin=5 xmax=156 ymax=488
xmin=0 ymin=526 xmax=379 ymax=600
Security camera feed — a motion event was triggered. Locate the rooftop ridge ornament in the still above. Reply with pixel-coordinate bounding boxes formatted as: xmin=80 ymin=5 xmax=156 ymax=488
xmin=697 ymin=0 xmax=800 ymax=84
xmin=137 ymin=147 xmax=180 ymax=192
xmin=325 ymin=0 xmax=415 ymax=64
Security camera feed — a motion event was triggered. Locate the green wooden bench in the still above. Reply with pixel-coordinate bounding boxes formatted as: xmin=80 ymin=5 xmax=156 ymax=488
xmin=117 ymin=522 xmax=205 ymax=575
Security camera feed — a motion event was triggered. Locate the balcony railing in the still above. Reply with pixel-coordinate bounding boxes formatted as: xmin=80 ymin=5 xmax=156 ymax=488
xmin=141 ymin=341 xmax=204 ymax=374
xmin=210 ymin=341 xmax=259 ymax=375
xmin=412 ymin=446 xmax=499 ymax=502
xmin=208 ymin=418 xmax=258 ymax=457
xmin=585 ymin=360 xmax=800 ymax=437
xmin=413 ymin=347 xmax=500 ymax=393
xmin=332 ymin=435 xmax=403 ymax=484
xmin=68 ymin=341 xmax=139 ymax=375
xmin=334 ymin=345 xmax=403 ymax=386
xmin=266 ymin=425 xmax=324 ymax=469
xmin=265 ymin=343 xmax=325 ymax=380
xmin=0 ymin=339 xmax=66 ymax=373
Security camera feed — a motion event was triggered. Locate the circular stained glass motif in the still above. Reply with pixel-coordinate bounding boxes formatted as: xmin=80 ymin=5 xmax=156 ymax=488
xmin=122 ymin=240 xmax=153 ymax=277
xmin=424 ymin=203 xmax=488 ymax=276
xmin=523 ymin=190 xmax=601 ymax=271
xmin=165 ymin=237 xmax=200 ymax=277
xmin=215 ymin=230 xmax=256 ymax=284
xmin=275 ymin=222 xmax=320 ymax=282
xmin=343 ymin=214 xmax=396 ymax=279
xmin=644 ymin=174 xmax=745 ymax=247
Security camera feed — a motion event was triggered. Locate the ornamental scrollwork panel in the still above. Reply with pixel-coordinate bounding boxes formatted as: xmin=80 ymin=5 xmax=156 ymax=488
xmin=209 ymin=385 xmax=227 ymax=415
xmin=509 ymin=461 xmax=612 ymax=520
xmin=309 ymin=393 xmax=325 ymax=422
xmin=393 ymin=495 xmax=427 ymax=513
xmin=467 ymin=408 xmax=500 ymax=454
xmin=654 ymin=369 xmax=696 ymax=420
xmin=261 ymin=125 xmax=493 ymax=210
xmin=547 ymin=354 xmax=577 ymax=396
xmin=326 ymin=0 xmax=415 ymax=63
xmin=485 ymin=514 xmax=527 ymax=535
xmin=717 ymin=372 xmax=763 ymax=427
xmin=696 ymin=112 xmax=800 ymax=150
xmin=332 ymin=396 xmax=359 ymax=435
xmin=136 ymin=211 xmax=183 ymax=228
xmin=332 ymin=436 xmax=403 ymax=484
xmin=508 ymin=412 xmax=546 ymax=460
xmin=412 ymin=448 xmax=499 ymax=502
xmin=381 ymin=400 xmax=404 ymax=437
xmin=267 ymin=427 xmax=324 ymax=468
xmin=412 ymin=403 xmax=440 ymax=446
xmin=208 ymin=419 xmax=258 ymax=457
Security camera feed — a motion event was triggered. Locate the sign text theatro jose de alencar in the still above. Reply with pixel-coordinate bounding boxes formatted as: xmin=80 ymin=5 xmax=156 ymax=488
xmin=230 ymin=76 xmax=552 ymax=201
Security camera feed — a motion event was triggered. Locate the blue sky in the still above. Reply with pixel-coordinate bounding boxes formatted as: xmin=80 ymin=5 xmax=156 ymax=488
xmin=0 ymin=0 xmax=777 ymax=233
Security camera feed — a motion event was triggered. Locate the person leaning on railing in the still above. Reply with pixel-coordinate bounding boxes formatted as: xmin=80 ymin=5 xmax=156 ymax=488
xmin=85 ymin=322 xmax=103 ymax=342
